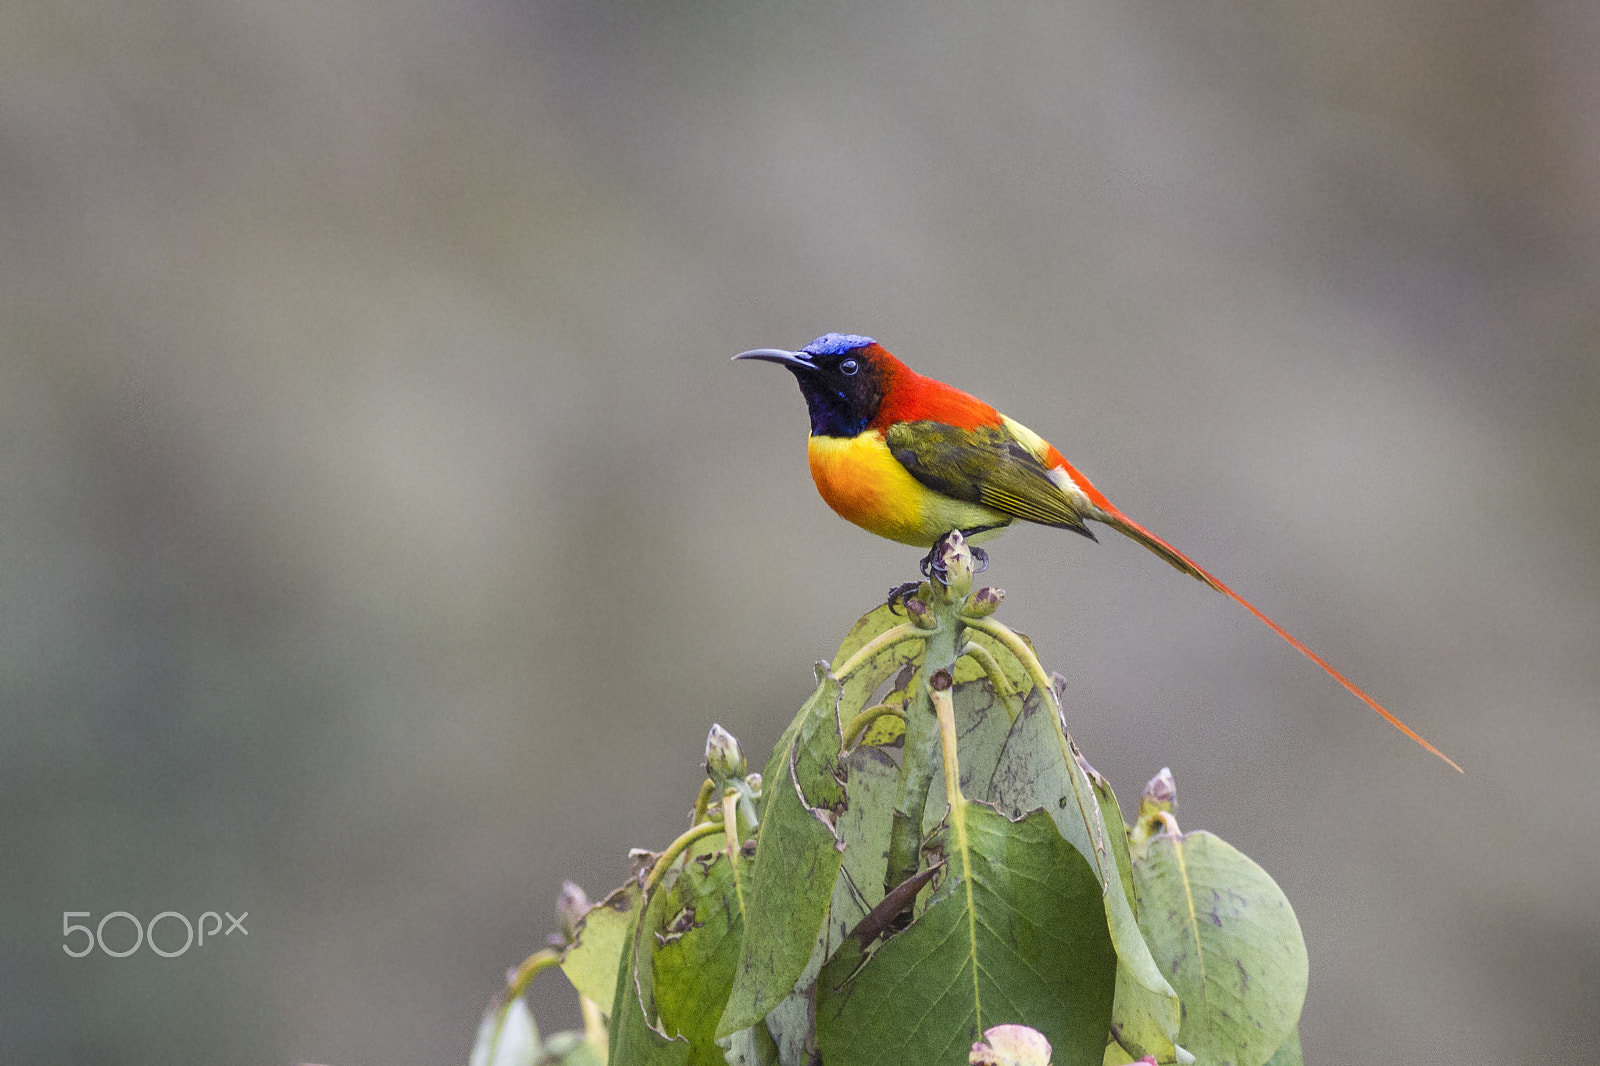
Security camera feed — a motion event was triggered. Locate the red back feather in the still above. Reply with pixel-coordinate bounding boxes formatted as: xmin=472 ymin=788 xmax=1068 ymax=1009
xmin=865 ymin=346 xmax=1005 ymax=432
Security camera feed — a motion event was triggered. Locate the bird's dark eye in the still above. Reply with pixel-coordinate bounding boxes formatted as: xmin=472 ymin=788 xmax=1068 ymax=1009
xmin=840 ymin=359 xmax=859 ymax=375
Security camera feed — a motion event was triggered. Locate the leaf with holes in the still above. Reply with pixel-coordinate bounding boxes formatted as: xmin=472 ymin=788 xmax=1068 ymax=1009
xmin=813 ymin=802 xmax=1116 ymax=1066
xmin=717 ymin=676 xmax=844 ymax=1037
xmin=653 ymin=851 xmax=746 ymax=1065
xmin=608 ymin=882 xmax=691 ymax=1066
xmin=719 ymin=605 xmax=921 ymax=1038
xmin=561 ymin=881 xmax=643 ymax=1013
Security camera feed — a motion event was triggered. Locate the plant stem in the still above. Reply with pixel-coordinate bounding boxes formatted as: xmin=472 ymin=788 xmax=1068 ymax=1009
xmin=959 ymin=639 xmax=1022 ymax=722
xmin=722 ymin=788 xmax=747 ymax=918
xmin=841 ymin=702 xmax=907 ymax=751
xmin=690 ymin=777 xmax=716 ymax=825
xmin=505 ymin=946 xmax=562 ymax=999
xmin=882 ymin=675 xmax=944 ymax=899
xmin=930 ymin=671 xmax=964 ymax=811
xmin=963 ymin=616 xmax=1059 ymax=715
xmin=882 ymin=535 xmax=973 ymax=902
xmin=580 ymin=995 xmax=608 ymax=1062
xmin=644 ymin=821 xmax=723 ymax=896
xmin=831 ymin=622 xmax=924 ymax=680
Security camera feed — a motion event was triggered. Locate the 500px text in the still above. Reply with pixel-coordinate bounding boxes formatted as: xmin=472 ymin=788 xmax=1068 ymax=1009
xmin=62 ymin=911 xmax=248 ymax=957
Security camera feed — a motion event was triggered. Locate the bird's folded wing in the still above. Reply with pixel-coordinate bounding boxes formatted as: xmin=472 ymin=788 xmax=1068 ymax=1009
xmin=884 ymin=420 xmax=1091 ymax=531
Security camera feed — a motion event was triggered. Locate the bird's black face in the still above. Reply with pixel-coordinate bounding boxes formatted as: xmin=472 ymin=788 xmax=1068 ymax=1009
xmin=734 ymin=334 xmax=887 ymax=438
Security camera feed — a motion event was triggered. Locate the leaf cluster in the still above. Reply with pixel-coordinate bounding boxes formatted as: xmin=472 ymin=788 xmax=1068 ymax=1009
xmin=472 ymin=542 xmax=1308 ymax=1066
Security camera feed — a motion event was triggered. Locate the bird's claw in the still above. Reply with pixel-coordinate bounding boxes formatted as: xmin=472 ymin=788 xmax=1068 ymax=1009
xmin=919 ymin=541 xmax=989 ymax=586
xmin=886 ymin=582 xmax=923 ymax=615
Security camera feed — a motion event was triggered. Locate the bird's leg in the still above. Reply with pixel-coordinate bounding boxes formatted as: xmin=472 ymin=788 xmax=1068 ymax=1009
xmin=969 ymin=546 xmax=989 ymax=574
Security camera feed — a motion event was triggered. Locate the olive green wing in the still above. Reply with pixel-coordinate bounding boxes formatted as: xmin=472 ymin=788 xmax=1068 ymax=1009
xmin=884 ymin=420 xmax=1096 ymax=536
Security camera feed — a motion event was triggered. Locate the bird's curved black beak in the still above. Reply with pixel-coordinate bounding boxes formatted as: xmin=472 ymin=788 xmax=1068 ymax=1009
xmin=733 ymin=348 xmax=816 ymax=372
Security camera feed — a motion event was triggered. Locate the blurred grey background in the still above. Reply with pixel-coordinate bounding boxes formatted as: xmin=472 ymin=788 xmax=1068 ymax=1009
xmin=3 ymin=2 xmax=1597 ymax=1063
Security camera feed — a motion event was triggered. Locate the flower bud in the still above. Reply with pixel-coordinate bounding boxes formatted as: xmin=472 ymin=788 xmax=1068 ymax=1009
xmin=705 ymin=723 xmax=747 ymax=784
xmin=970 ymin=1023 xmax=1052 ymax=1066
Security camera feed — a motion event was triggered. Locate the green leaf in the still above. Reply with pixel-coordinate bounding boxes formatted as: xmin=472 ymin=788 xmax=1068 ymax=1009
xmin=919 ymin=678 xmax=1019 ymax=838
xmin=1085 ymin=770 xmax=1139 ymax=918
xmin=1261 ymin=1026 xmax=1302 ymax=1066
xmin=720 ymin=605 xmax=922 ymax=1038
xmin=561 ymin=882 xmax=643 ymax=1013
xmin=833 ymin=602 xmax=926 ymax=714
xmin=954 ymin=626 xmax=1036 ymax=694
xmin=718 ymin=679 xmax=847 ymax=1036
xmin=609 ymin=884 xmax=692 ymax=1066
xmin=760 ymin=991 xmax=813 ymax=1066
xmin=814 ymin=803 xmax=1116 ymax=1066
xmin=985 ymin=701 xmax=1182 ymax=1063
xmin=654 ymin=851 xmax=746 ymax=1064
xmin=1091 ymin=772 xmax=1182 ymax=1065
xmin=719 ymin=1020 xmax=782 ymax=1066
xmin=833 ymin=745 xmax=902 ymax=935
xmin=1133 ymin=831 xmax=1308 ymax=1066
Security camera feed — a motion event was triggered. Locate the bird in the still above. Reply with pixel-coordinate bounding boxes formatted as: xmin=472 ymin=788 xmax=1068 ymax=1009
xmin=735 ymin=332 xmax=1459 ymax=771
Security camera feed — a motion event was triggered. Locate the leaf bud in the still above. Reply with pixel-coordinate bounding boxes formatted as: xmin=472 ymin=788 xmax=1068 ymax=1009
xmin=905 ymin=597 xmax=937 ymax=630
xmin=704 ymin=723 xmax=747 ymax=784
xmin=1142 ymin=766 xmax=1177 ymax=811
xmin=555 ymin=880 xmax=590 ymax=942
xmin=932 ymin=530 xmax=974 ymax=599
xmin=1130 ymin=767 xmax=1179 ymax=857
xmin=962 ymin=586 xmax=1004 ymax=617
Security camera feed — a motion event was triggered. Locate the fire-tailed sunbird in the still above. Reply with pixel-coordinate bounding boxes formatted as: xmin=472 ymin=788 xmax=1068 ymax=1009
xmin=736 ymin=332 xmax=1459 ymax=771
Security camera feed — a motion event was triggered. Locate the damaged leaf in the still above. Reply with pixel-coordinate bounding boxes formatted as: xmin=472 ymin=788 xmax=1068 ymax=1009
xmin=561 ymin=881 xmax=643 ymax=1014
xmin=609 ymin=883 xmax=692 ymax=1066
xmin=654 ymin=851 xmax=746 ymax=1064
xmin=719 ymin=603 xmax=924 ymax=1037
xmin=814 ymin=803 xmax=1115 ymax=1066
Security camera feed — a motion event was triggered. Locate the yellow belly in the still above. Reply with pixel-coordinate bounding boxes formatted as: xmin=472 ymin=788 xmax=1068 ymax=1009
xmin=807 ymin=432 xmax=1012 ymax=547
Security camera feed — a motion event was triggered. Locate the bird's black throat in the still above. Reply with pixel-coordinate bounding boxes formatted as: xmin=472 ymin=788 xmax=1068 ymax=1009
xmin=790 ymin=356 xmax=886 ymax=438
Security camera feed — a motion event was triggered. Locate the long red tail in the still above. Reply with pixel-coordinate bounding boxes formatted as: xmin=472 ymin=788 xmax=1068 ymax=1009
xmin=1098 ymin=510 xmax=1461 ymax=772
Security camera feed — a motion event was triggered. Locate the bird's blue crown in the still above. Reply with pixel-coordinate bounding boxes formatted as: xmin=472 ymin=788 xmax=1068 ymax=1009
xmin=802 ymin=333 xmax=876 ymax=357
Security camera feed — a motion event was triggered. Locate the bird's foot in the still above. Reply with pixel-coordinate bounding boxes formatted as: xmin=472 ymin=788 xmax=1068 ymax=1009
xmin=886 ymin=581 xmax=924 ymax=615
xmin=970 ymin=545 xmax=989 ymax=574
